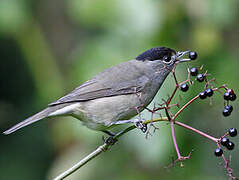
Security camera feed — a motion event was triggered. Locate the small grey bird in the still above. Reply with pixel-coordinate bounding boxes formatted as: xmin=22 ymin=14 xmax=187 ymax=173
xmin=3 ymin=47 xmax=195 ymax=135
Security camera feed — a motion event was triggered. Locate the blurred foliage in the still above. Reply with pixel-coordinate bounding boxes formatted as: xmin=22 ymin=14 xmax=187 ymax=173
xmin=0 ymin=0 xmax=239 ymax=179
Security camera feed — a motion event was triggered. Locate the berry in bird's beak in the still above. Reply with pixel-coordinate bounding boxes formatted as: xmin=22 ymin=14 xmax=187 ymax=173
xmin=177 ymin=50 xmax=198 ymax=62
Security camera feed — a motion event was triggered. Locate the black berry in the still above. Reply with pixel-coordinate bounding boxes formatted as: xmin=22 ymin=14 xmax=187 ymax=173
xmin=225 ymin=105 xmax=233 ymax=113
xmin=226 ymin=141 xmax=235 ymax=150
xmin=229 ymin=94 xmax=237 ymax=101
xmin=199 ymin=91 xmax=207 ymax=99
xmin=228 ymin=128 xmax=237 ymax=137
xmin=224 ymin=92 xmax=230 ymax=101
xmin=189 ymin=51 xmax=198 ymax=60
xmin=205 ymin=88 xmax=213 ymax=97
xmin=226 ymin=89 xmax=237 ymax=101
xmin=222 ymin=108 xmax=231 ymax=117
xmin=214 ymin=148 xmax=223 ymax=157
xmin=221 ymin=137 xmax=229 ymax=146
xmin=190 ymin=67 xmax=198 ymax=76
xmin=196 ymin=74 xmax=205 ymax=82
xmin=180 ymin=84 xmax=189 ymax=92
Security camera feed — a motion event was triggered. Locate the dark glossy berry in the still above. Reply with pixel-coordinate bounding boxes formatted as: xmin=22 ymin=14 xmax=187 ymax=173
xmin=196 ymin=74 xmax=204 ymax=82
xmin=225 ymin=105 xmax=233 ymax=113
xmin=214 ymin=148 xmax=223 ymax=157
xmin=229 ymin=128 xmax=237 ymax=137
xmin=229 ymin=94 xmax=237 ymax=101
xmin=205 ymin=88 xmax=213 ymax=97
xmin=221 ymin=137 xmax=229 ymax=146
xmin=199 ymin=91 xmax=207 ymax=99
xmin=226 ymin=141 xmax=235 ymax=150
xmin=225 ymin=89 xmax=237 ymax=101
xmin=189 ymin=51 xmax=198 ymax=60
xmin=227 ymin=89 xmax=234 ymax=95
xmin=190 ymin=67 xmax=198 ymax=76
xmin=224 ymin=92 xmax=230 ymax=101
xmin=222 ymin=108 xmax=231 ymax=117
xmin=180 ymin=84 xmax=189 ymax=92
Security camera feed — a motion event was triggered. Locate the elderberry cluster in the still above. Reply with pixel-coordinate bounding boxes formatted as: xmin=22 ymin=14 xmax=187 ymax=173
xmin=180 ymin=52 xmax=198 ymax=92
xmin=189 ymin=67 xmax=206 ymax=83
xmin=199 ymin=88 xmax=213 ymax=99
xmin=180 ymin=65 xmax=208 ymax=93
xmin=180 ymin=65 xmax=216 ymax=100
xmin=178 ymin=64 xmax=238 ymax=159
xmin=223 ymin=89 xmax=237 ymax=117
xmin=214 ymin=128 xmax=237 ymax=157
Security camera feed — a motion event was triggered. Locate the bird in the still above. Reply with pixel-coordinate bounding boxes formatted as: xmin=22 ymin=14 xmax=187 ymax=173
xmin=3 ymin=47 xmax=196 ymax=135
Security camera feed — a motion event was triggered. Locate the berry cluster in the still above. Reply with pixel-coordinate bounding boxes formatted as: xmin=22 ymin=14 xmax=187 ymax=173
xmin=214 ymin=128 xmax=237 ymax=157
xmin=179 ymin=53 xmax=198 ymax=92
xmin=180 ymin=66 xmax=208 ymax=93
xmin=189 ymin=67 xmax=205 ymax=82
xmin=178 ymin=65 xmax=237 ymax=161
xmin=180 ymin=67 xmax=237 ymax=118
xmin=170 ymin=52 xmax=238 ymax=179
xmin=199 ymin=88 xmax=213 ymax=99
xmin=223 ymin=89 xmax=237 ymax=117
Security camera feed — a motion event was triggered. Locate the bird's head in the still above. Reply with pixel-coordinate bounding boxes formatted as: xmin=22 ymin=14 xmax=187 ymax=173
xmin=136 ymin=46 xmax=197 ymax=75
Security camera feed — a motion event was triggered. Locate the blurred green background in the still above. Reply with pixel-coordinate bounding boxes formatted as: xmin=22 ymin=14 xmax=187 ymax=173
xmin=1 ymin=0 xmax=239 ymax=179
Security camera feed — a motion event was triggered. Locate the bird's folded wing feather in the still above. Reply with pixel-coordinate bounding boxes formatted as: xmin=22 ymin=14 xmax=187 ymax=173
xmin=49 ymin=61 xmax=150 ymax=106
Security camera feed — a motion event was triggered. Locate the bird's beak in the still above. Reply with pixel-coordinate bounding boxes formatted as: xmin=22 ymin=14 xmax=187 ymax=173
xmin=176 ymin=50 xmax=193 ymax=63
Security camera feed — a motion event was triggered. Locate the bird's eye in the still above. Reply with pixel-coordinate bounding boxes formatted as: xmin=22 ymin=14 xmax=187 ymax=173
xmin=163 ymin=56 xmax=171 ymax=63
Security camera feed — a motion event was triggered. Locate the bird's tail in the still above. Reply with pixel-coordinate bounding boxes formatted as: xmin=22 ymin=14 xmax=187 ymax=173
xmin=3 ymin=107 xmax=54 ymax=135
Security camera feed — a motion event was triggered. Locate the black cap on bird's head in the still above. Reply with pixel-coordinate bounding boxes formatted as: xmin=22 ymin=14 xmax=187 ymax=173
xmin=136 ymin=47 xmax=176 ymax=61
xmin=136 ymin=46 xmax=197 ymax=63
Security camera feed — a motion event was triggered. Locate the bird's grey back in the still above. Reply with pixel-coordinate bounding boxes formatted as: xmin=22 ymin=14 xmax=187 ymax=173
xmin=49 ymin=60 xmax=153 ymax=106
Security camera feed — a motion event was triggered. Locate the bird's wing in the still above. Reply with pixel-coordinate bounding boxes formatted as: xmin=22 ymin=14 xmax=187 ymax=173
xmin=49 ymin=60 xmax=150 ymax=106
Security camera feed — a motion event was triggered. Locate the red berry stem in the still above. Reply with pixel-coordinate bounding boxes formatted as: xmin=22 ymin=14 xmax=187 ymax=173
xmin=170 ymin=121 xmax=182 ymax=159
xmin=173 ymin=95 xmax=200 ymax=120
xmin=175 ymin=121 xmax=219 ymax=142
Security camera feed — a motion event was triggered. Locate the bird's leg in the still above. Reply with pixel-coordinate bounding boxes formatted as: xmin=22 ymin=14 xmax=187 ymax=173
xmin=102 ymin=118 xmax=148 ymax=145
xmin=102 ymin=130 xmax=118 ymax=146
xmin=133 ymin=96 xmax=148 ymax=133
xmin=133 ymin=90 xmax=151 ymax=133
xmin=111 ymin=119 xmax=147 ymax=133
xmin=102 ymin=130 xmax=116 ymax=136
xmin=111 ymin=119 xmax=140 ymax=125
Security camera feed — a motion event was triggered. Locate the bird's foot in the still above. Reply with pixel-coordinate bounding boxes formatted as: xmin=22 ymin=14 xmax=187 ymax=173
xmin=102 ymin=130 xmax=118 ymax=146
xmin=104 ymin=136 xmax=118 ymax=146
xmin=135 ymin=119 xmax=148 ymax=133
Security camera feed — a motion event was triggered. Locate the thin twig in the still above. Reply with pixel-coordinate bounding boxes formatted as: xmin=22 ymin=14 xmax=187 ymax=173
xmin=53 ymin=144 xmax=108 ymax=180
xmin=173 ymin=95 xmax=199 ymax=120
xmin=175 ymin=121 xmax=219 ymax=142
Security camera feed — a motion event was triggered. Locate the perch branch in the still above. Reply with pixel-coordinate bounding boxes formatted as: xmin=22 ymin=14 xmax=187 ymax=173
xmin=53 ymin=115 xmax=221 ymax=180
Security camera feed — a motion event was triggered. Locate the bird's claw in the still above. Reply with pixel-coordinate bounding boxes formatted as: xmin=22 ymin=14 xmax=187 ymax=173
xmin=103 ymin=136 xmax=118 ymax=146
xmin=135 ymin=119 xmax=148 ymax=133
